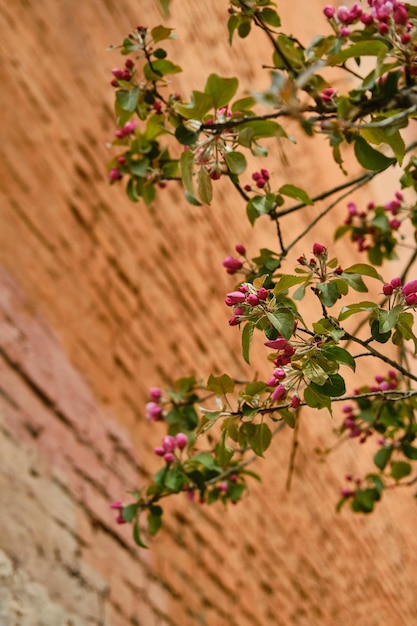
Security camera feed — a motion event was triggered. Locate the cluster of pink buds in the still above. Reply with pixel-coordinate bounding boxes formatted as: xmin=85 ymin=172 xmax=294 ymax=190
xmin=264 ymin=337 xmax=295 ymax=366
xmin=344 ymin=193 xmax=405 ymax=253
xmin=340 ymin=474 xmax=362 ymax=497
xmin=244 ymin=169 xmax=271 ymax=191
xmin=110 ymin=58 xmax=135 ymax=87
xmin=324 ymin=1 xmax=410 ymax=37
xmin=383 ymin=276 xmax=417 ymax=306
xmin=115 ymin=120 xmax=139 ymax=139
xmin=402 ymin=279 xmax=417 ymax=306
xmin=109 ymin=167 xmax=123 ymax=183
xmin=297 ymin=243 xmax=330 ymax=272
xmin=342 ymin=405 xmax=372 ymax=443
xmin=110 ymin=501 xmax=127 ymax=524
xmin=146 ymin=387 xmax=163 ymax=421
xmin=154 ymin=433 xmax=188 ymax=463
xmin=222 ymin=244 xmax=246 ymax=275
xmin=368 ymin=370 xmax=399 ymax=393
xmin=225 ymin=283 xmax=269 ymax=326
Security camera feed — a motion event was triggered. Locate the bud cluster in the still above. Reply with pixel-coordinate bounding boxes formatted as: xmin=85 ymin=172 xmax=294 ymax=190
xmin=323 ymin=1 xmax=411 ymax=39
xmin=154 ymin=433 xmax=188 ymax=463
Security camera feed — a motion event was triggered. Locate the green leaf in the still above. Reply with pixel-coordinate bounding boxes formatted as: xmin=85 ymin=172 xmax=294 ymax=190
xmin=151 ymin=25 xmax=175 ymax=43
xmin=122 ymin=503 xmax=138 ymax=523
xmin=273 ymin=274 xmax=309 ymax=295
xmin=175 ymin=124 xmax=200 ymax=145
xmin=342 ymin=273 xmax=368 ymax=293
xmin=343 ymin=264 xmax=383 ymax=281
xmin=339 ymin=301 xmax=377 ymax=321
xmin=371 ymin=318 xmax=391 ymax=343
xmin=133 ymin=521 xmax=148 ymax=549
xmin=320 ymin=346 xmax=356 ymax=372
xmin=302 ymin=357 xmax=329 ymax=386
xmin=278 ymin=184 xmax=313 ymax=205
xmin=204 ymin=74 xmax=239 ymax=109
xmin=316 ymin=281 xmax=340 ymax=307
xmin=216 ymin=431 xmax=234 ymax=465
xmin=191 ymin=452 xmax=219 ymax=470
xmin=157 ymin=0 xmax=171 ymax=17
xmin=129 ymin=158 xmax=150 ymax=177
xmin=304 ymin=385 xmax=331 ymax=412
xmin=147 ymin=505 xmax=163 ymax=536
xmin=354 ymin=136 xmax=396 ymax=172
xmin=328 ymin=40 xmax=389 ymax=65
xmin=206 ymin=373 xmax=235 ymax=395
xmin=175 ymin=91 xmax=214 ymax=119
xmin=259 ymin=8 xmax=281 ymax=27
xmin=266 ymin=309 xmax=295 ymax=339
xmin=144 ymin=59 xmax=182 ymax=81
xmin=279 ymin=408 xmax=296 ymax=428
xmin=351 ymin=488 xmax=380 ymax=514
xmin=390 ymin=461 xmax=411 ymax=480
xmin=310 ymin=373 xmax=346 ymax=397
xmin=373 ymin=446 xmax=392 ymax=471
xmin=116 ymin=87 xmax=140 ymax=113
xmin=224 ymin=151 xmax=247 ymax=175
xmin=180 ymin=149 xmax=196 ymax=198
xmin=164 ymin=467 xmax=185 ymax=492
xmin=197 ymin=167 xmax=213 ymax=204
xmin=242 ymin=321 xmax=255 ymax=365
xmin=228 ymin=482 xmax=245 ymax=503
xmin=402 ymin=445 xmax=417 ymax=460
xmin=248 ymin=423 xmax=272 ymax=457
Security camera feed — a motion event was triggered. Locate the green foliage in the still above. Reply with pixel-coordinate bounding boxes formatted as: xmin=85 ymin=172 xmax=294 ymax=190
xmin=107 ymin=2 xmax=417 ymax=546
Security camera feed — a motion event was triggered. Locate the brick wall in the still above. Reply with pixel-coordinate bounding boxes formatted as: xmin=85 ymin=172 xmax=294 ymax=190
xmin=1 ymin=1 xmax=417 ymax=625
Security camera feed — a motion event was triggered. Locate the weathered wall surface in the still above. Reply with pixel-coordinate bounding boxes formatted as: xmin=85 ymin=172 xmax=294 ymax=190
xmin=0 ymin=1 xmax=417 ymax=625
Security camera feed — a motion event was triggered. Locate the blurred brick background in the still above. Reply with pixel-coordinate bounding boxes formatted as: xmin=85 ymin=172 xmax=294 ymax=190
xmin=0 ymin=1 xmax=416 ymax=625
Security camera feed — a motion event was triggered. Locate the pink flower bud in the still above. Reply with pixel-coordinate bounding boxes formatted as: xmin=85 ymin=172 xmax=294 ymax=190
xmin=271 ymin=384 xmax=287 ymax=402
xmin=291 ymin=394 xmax=300 ymax=408
xmin=233 ymin=307 xmax=245 ymax=316
xmin=154 ymin=446 xmax=166 ymax=456
xmin=266 ymin=376 xmax=279 ymax=387
xmin=360 ymin=14 xmax=373 ymax=25
xmin=339 ymin=26 xmax=351 ymax=37
xmin=390 ymin=277 xmax=402 ymax=289
xmin=110 ymin=501 xmax=123 ymax=510
xmin=229 ymin=316 xmax=240 ymax=326
xmin=379 ymin=381 xmax=390 ymax=391
xmin=264 ymin=338 xmax=288 ymax=350
xmin=175 ymin=433 xmax=188 ymax=449
xmin=323 ymin=5 xmax=335 ymax=18
xmin=115 ymin=513 xmax=127 ymax=524
xmin=150 ymin=387 xmax=162 ymax=402
xmin=383 ymin=283 xmax=394 ymax=296
xmin=336 ymin=6 xmax=350 ymax=22
xmin=109 ymin=167 xmax=122 ymax=182
xmin=162 ymin=435 xmax=176 ymax=452
xmin=125 ymin=58 xmax=135 ymax=69
xmin=312 ymin=242 xmax=327 ymax=257
xmin=405 ymin=293 xmax=417 ymax=306
xmin=402 ymin=280 xmax=417 ymax=295
xmin=260 ymin=168 xmax=270 ymax=180
xmin=257 ymin=287 xmax=269 ymax=300
xmin=163 ymin=452 xmax=175 ymax=463
xmin=222 ymin=256 xmax=243 ymax=274
xmin=219 ymin=481 xmax=228 ymax=493
xmin=273 ymin=368 xmax=286 ymax=380
xmin=235 ymin=244 xmax=246 ymax=255
xmin=225 ymin=291 xmax=246 ymax=306
xmin=145 ymin=402 xmax=163 ymax=421
xmin=111 ymin=68 xmax=124 ymax=79
xmin=246 ymin=294 xmax=259 ymax=306
xmin=340 ymin=488 xmax=354 ymax=498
